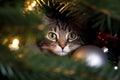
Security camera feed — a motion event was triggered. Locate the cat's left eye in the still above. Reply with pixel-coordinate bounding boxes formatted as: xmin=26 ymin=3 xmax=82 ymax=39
xmin=68 ymin=32 xmax=77 ymax=41
xmin=47 ymin=32 xmax=57 ymax=41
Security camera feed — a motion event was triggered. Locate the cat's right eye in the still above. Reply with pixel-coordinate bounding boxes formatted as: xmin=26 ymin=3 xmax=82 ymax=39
xmin=47 ymin=32 xmax=57 ymax=41
xmin=68 ymin=32 xmax=77 ymax=41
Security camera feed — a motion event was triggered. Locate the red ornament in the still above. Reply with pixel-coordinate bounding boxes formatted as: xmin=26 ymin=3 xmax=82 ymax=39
xmin=94 ymin=32 xmax=119 ymax=48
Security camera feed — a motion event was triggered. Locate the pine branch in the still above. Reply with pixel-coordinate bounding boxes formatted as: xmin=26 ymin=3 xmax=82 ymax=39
xmin=36 ymin=0 xmax=73 ymax=20
xmin=73 ymin=0 xmax=120 ymax=34
xmin=0 ymin=53 xmax=120 ymax=80
xmin=0 ymin=7 xmax=43 ymax=27
xmin=78 ymin=0 xmax=120 ymax=20
xmin=0 ymin=44 xmax=120 ymax=80
xmin=0 ymin=0 xmax=120 ymax=80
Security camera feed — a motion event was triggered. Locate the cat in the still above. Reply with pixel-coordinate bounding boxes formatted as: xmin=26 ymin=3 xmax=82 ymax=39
xmin=36 ymin=18 xmax=108 ymax=67
xmin=37 ymin=19 xmax=85 ymax=56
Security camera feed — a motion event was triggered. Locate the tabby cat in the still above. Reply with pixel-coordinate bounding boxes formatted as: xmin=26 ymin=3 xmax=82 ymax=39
xmin=38 ymin=19 xmax=85 ymax=56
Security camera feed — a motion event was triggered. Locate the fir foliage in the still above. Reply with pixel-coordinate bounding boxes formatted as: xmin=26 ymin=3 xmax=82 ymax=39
xmin=0 ymin=0 xmax=120 ymax=80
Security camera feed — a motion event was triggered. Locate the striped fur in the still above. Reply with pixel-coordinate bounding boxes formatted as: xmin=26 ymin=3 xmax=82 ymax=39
xmin=40 ymin=19 xmax=84 ymax=56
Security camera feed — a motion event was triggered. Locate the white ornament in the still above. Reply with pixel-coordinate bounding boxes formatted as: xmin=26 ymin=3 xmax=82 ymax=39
xmin=72 ymin=45 xmax=108 ymax=68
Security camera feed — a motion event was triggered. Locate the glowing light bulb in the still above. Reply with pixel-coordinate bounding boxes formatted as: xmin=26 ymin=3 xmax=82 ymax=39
xmin=114 ymin=66 xmax=118 ymax=70
xmin=26 ymin=1 xmax=37 ymax=11
xmin=31 ymin=1 xmax=36 ymax=7
xmin=9 ymin=38 xmax=20 ymax=51
xmin=27 ymin=5 xmax=33 ymax=11
xmin=13 ymin=39 xmax=19 ymax=45
xmin=102 ymin=47 xmax=108 ymax=53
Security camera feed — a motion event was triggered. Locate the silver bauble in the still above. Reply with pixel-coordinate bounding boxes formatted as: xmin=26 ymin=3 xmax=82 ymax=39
xmin=72 ymin=45 xmax=108 ymax=68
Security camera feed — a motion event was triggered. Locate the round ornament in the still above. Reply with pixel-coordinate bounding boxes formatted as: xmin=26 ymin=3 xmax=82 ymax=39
xmin=72 ymin=45 xmax=108 ymax=68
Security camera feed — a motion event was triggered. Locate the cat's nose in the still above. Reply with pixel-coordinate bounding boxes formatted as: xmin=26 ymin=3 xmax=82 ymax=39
xmin=59 ymin=42 xmax=66 ymax=49
xmin=61 ymin=46 xmax=65 ymax=49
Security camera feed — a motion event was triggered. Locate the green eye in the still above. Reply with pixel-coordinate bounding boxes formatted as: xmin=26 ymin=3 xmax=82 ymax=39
xmin=48 ymin=32 xmax=57 ymax=40
xmin=68 ymin=32 xmax=77 ymax=41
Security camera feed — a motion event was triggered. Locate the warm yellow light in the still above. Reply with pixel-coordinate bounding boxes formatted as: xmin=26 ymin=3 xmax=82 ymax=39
xmin=31 ymin=1 xmax=36 ymax=7
xmin=13 ymin=39 xmax=19 ymax=45
xmin=18 ymin=54 xmax=23 ymax=59
xmin=2 ymin=38 xmax=8 ymax=45
xmin=27 ymin=5 xmax=33 ymax=11
xmin=9 ymin=38 xmax=20 ymax=51
xmin=26 ymin=1 xmax=37 ymax=11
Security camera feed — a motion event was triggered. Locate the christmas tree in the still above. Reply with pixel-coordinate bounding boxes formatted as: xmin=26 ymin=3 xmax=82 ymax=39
xmin=0 ymin=0 xmax=120 ymax=80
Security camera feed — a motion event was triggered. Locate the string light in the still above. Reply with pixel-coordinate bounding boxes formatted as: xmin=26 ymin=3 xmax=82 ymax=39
xmin=2 ymin=38 xmax=8 ymax=45
xmin=114 ymin=66 xmax=118 ymax=70
xmin=31 ymin=1 xmax=36 ymax=7
xmin=27 ymin=5 xmax=33 ymax=11
xmin=18 ymin=54 xmax=23 ymax=59
xmin=26 ymin=1 xmax=37 ymax=11
xmin=102 ymin=47 xmax=109 ymax=53
xmin=9 ymin=38 xmax=20 ymax=51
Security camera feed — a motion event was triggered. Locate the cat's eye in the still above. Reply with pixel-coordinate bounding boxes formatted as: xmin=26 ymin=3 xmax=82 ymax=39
xmin=47 ymin=32 xmax=57 ymax=41
xmin=68 ymin=32 xmax=77 ymax=41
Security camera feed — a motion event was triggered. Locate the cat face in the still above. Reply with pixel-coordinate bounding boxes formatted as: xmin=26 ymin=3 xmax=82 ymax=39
xmin=39 ymin=20 xmax=84 ymax=56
